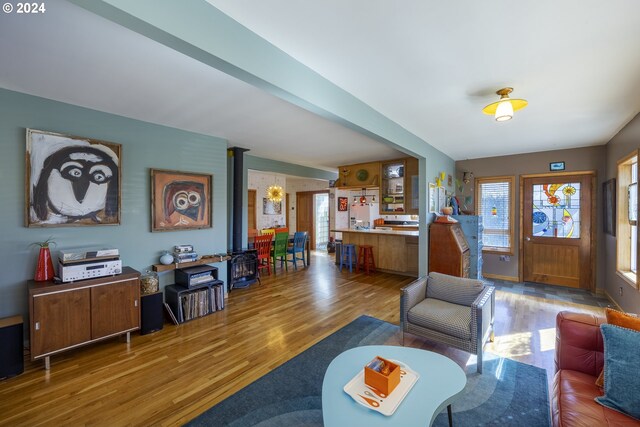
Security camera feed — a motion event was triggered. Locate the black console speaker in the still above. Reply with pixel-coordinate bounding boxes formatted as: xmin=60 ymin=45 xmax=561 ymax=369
xmin=0 ymin=315 xmax=24 ymax=379
xmin=140 ymin=292 xmax=164 ymax=335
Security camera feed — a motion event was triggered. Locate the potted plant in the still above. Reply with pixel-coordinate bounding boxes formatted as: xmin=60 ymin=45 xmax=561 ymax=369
xmin=32 ymin=237 xmax=56 ymax=282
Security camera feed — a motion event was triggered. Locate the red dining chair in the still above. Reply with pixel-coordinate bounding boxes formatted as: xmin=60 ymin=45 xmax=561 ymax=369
xmin=254 ymin=234 xmax=273 ymax=277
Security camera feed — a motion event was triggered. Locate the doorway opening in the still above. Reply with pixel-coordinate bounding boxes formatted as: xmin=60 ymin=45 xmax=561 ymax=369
xmin=315 ymin=193 xmax=329 ymax=250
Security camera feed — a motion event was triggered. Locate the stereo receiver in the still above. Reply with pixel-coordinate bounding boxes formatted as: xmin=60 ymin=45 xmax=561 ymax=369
xmin=58 ymin=259 xmax=122 ymax=283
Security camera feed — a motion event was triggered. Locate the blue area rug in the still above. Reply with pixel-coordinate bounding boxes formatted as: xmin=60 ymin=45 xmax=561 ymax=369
xmin=186 ymin=315 xmax=550 ymax=426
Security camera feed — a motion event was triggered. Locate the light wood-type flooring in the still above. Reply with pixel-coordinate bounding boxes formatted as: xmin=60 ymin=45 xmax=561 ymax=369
xmin=0 ymin=252 xmax=604 ymax=426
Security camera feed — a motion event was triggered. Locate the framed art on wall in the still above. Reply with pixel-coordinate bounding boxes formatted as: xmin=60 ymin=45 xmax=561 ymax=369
xmin=338 ymin=196 xmax=349 ymax=212
xmin=603 ymin=178 xmax=615 ymax=236
xmin=151 ymin=169 xmax=212 ymax=232
xmin=437 ymin=186 xmax=447 ymax=213
xmin=263 ymin=198 xmax=282 ymax=215
xmin=26 ymin=129 xmax=121 ymax=227
xmin=428 ymin=183 xmax=437 ymax=213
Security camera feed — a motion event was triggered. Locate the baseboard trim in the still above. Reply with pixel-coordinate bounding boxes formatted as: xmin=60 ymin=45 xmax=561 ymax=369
xmin=603 ymin=290 xmax=622 ymax=310
xmin=483 ymin=273 xmax=519 ymax=282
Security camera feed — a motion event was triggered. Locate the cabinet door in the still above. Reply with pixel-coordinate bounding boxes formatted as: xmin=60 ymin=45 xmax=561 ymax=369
xmin=404 ymin=157 xmax=419 ymax=215
xmin=91 ymin=279 xmax=140 ymax=339
xmin=31 ymin=289 xmax=91 ymax=358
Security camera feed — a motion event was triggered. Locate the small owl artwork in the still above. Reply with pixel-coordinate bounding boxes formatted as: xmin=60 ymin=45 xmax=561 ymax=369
xmin=26 ymin=129 xmax=121 ymax=227
xmin=151 ymin=169 xmax=212 ymax=232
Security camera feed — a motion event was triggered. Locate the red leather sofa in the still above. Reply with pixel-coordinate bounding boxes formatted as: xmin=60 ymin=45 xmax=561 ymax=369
xmin=552 ymin=311 xmax=640 ymax=426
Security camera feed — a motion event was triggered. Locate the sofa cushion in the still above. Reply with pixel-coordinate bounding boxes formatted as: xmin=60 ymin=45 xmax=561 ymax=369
xmin=595 ymin=308 xmax=640 ymax=388
xmin=427 ymin=272 xmax=484 ymax=306
xmin=606 ymin=307 xmax=640 ymax=330
xmin=552 ymin=369 xmax=639 ymax=427
xmin=407 ymin=298 xmax=471 ymax=340
xmin=595 ymin=325 xmax=640 ymax=420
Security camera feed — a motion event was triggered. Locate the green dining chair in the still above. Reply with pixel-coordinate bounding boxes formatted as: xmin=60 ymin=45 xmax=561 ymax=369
xmin=272 ymin=231 xmax=289 ymax=273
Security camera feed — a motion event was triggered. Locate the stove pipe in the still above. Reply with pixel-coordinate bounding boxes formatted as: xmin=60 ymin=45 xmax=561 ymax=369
xmin=231 ymin=147 xmax=248 ymax=252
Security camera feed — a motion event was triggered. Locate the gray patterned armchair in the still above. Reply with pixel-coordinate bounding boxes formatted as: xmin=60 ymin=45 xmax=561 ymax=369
xmin=400 ymin=272 xmax=495 ymax=373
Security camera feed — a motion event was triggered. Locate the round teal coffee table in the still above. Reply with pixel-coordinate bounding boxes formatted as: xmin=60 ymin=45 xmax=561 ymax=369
xmin=322 ymin=345 xmax=466 ymax=426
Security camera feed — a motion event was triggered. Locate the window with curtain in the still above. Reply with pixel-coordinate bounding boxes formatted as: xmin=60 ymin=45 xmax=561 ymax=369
xmin=475 ymin=176 xmax=515 ymax=253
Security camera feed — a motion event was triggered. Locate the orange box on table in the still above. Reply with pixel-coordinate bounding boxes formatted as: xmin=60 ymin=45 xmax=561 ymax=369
xmin=364 ymin=356 xmax=401 ymax=395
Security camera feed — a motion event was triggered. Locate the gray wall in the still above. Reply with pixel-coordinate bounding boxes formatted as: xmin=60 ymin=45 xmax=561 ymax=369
xmin=0 ymin=89 xmax=229 ymax=321
xmin=456 ymin=146 xmax=606 ymax=290
xmin=605 ymin=113 xmax=640 ymax=312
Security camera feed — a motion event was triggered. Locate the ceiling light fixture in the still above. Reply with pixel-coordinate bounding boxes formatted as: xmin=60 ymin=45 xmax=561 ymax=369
xmin=482 ymin=87 xmax=528 ymax=122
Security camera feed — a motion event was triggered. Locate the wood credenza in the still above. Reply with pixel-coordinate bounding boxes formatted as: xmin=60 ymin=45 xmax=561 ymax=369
xmin=28 ymin=267 xmax=141 ymax=369
xmin=429 ymin=222 xmax=471 ymax=278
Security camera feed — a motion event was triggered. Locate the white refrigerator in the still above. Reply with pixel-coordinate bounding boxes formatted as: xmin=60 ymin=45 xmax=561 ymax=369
xmin=350 ymin=203 xmax=379 ymax=228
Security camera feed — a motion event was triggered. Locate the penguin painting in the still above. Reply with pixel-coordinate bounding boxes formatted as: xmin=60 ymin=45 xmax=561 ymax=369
xmin=32 ymin=145 xmax=119 ymax=223
xmin=162 ymin=181 xmax=206 ymax=224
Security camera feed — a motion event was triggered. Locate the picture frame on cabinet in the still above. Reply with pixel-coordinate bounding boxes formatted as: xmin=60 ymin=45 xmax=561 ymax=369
xmin=25 ymin=128 xmax=122 ymax=227
xmin=150 ymin=168 xmax=212 ymax=232
xmin=437 ymin=186 xmax=447 ymax=213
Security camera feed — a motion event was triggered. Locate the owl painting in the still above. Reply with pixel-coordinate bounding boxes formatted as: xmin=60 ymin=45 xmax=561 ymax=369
xmin=151 ymin=169 xmax=212 ymax=232
xmin=26 ymin=129 xmax=121 ymax=227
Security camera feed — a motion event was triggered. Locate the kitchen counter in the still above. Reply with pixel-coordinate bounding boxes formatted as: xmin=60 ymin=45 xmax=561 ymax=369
xmin=332 ymin=228 xmax=418 ymax=237
xmin=332 ymin=229 xmax=419 ymax=276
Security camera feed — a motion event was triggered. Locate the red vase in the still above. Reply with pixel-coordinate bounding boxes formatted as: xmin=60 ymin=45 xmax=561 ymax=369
xmin=34 ymin=247 xmax=54 ymax=282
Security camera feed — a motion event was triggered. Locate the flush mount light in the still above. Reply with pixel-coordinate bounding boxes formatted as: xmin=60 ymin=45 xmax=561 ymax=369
xmin=482 ymin=87 xmax=528 ymax=122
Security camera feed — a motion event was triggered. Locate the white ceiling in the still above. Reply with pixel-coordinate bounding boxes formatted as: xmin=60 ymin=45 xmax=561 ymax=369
xmin=208 ymin=0 xmax=640 ymax=160
xmin=1 ymin=0 xmax=640 ymax=170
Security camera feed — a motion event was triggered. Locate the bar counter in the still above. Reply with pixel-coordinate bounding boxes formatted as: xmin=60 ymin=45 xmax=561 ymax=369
xmin=332 ymin=228 xmax=419 ymax=276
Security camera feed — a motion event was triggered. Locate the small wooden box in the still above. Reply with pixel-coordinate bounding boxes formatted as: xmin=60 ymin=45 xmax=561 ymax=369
xmin=364 ymin=356 xmax=401 ymax=395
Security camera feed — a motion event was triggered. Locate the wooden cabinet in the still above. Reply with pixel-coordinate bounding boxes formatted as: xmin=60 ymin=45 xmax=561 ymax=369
xmin=451 ymin=215 xmax=484 ymax=280
xmin=335 ymin=161 xmax=381 ymax=188
xmin=428 ymin=223 xmax=471 ymax=278
xmin=29 ymin=267 xmax=140 ymax=369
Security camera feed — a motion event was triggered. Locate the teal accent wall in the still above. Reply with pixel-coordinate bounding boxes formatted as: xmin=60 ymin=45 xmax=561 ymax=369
xmin=0 ymin=89 xmax=229 ymax=320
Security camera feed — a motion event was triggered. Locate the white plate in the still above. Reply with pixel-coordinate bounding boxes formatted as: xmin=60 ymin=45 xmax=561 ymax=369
xmin=343 ymin=360 xmax=419 ymax=416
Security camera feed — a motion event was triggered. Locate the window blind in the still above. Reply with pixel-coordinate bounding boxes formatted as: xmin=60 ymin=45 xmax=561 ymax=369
xmin=478 ymin=180 xmax=511 ymax=249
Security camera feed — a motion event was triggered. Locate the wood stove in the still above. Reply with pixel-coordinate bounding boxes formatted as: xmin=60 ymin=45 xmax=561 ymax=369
xmin=227 ymin=249 xmax=258 ymax=291
xmin=227 ymin=147 xmax=259 ymax=291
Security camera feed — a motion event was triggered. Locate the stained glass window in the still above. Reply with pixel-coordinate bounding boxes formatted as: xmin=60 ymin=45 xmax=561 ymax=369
xmin=531 ymin=183 xmax=580 ymax=238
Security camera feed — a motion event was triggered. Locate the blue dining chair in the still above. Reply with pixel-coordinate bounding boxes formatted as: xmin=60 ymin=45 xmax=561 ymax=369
xmin=287 ymin=231 xmax=307 ymax=270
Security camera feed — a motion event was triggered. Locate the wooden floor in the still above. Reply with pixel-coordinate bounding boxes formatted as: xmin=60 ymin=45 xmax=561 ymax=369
xmin=0 ymin=252 xmax=603 ymax=426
